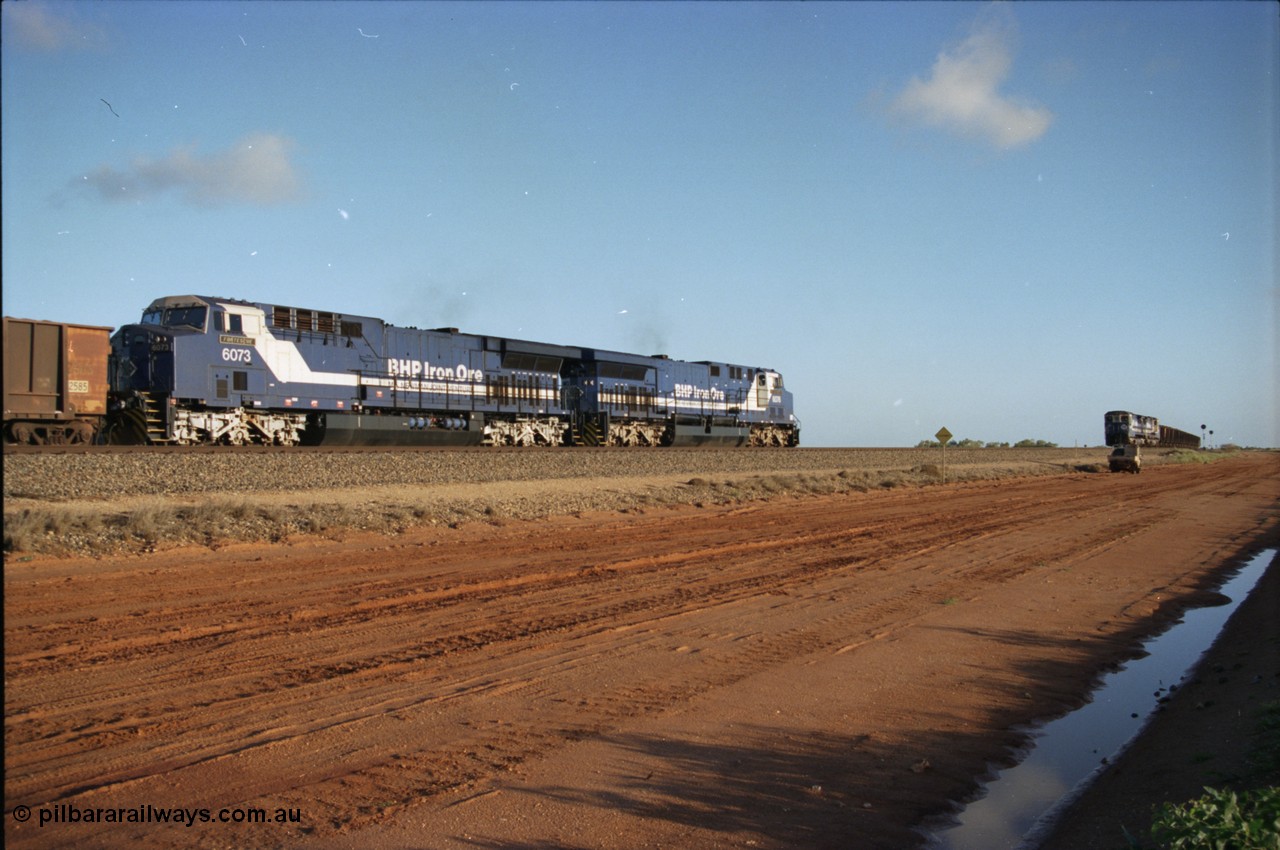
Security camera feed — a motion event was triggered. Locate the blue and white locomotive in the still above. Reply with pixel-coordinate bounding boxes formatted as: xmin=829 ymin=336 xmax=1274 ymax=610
xmin=1103 ymin=410 xmax=1199 ymax=449
xmin=109 ymin=295 xmax=800 ymax=447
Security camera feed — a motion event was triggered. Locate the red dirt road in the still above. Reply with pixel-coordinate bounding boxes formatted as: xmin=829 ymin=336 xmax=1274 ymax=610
xmin=5 ymin=453 xmax=1277 ymax=850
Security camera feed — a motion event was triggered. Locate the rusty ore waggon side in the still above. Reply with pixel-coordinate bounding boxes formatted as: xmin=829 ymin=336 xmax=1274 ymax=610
xmin=3 ymin=317 xmax=111 ymax=445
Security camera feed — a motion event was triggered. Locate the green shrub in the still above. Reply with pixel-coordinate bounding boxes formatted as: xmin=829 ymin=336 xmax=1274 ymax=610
xmin=1150 ymin=786 xmax=1280 ymax=850
xmin=1251 ymin=702 xmax=1280 ymax=782
xmin=1167 ymin=450 xmax=1220 ymax=465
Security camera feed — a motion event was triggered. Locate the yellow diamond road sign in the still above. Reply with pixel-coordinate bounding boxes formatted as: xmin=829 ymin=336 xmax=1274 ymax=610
xmin=935 ymin=427 xmax=953 ymax=444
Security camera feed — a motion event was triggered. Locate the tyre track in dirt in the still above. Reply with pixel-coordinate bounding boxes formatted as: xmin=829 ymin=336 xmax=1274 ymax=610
xmin=0 ymin=473 xmax=1236 ymax=779
xmin=5 ymin=454 xmax=1277 ymax=849
xmin=0 ymin=469 xmax=1242 ymax=743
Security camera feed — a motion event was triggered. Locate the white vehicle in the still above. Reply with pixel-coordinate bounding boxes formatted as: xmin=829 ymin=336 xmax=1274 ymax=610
xmin=1108 ymin=445 xmax=1142 ymax=474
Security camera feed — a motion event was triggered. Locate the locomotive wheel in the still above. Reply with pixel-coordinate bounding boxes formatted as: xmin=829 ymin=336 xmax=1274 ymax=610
xmin=221 ymin=426 xmax=251 ymax=446
xmin=109 ymin=407 xmax=151 ymax=445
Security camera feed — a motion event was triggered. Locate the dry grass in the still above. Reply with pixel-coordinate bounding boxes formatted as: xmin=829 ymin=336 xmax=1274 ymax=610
xmin=2 ymin=449 xmax=1137 ymax=558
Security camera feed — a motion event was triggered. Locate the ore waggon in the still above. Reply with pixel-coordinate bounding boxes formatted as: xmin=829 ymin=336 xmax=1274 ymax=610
xmin=1104 ymin=410 xmax=1199 ymax=449
xmin=106 ymin=295 xmax=800 ymax=448
xmin=3 ymin=317 xmax=112 ymax=445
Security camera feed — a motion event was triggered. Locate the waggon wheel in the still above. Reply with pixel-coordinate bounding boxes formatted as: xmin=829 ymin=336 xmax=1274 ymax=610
xmin=9 ymin=423 xmax=35 ymax=445
xmin=69 ymin=421 xmax=95 ymax=444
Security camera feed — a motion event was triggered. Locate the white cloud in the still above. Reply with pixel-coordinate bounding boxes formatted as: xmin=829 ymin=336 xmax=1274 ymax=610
xmin=891 ymin=11 xmax=1052 ymax=150
xmin=78 ymin=133 xmax=302 ymax=206
xmin=3 ymin=2 xmax=106 ymax=51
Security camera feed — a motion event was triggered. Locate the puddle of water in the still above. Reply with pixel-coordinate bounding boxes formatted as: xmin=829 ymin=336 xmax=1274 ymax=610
xmin=925 ymin=548 xmax=1276 ymax=850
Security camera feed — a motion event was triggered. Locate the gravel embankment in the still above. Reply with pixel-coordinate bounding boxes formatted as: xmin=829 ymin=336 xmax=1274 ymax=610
xmin=4 ymin=447 xmax=1109 ymax=502
xmin=5 ymin=447 xmax=1117 ymax=556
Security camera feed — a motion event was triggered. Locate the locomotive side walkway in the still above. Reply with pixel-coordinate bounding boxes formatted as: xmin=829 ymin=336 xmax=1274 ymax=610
xmin=4 ymin=452 xmax=1277 ymax=849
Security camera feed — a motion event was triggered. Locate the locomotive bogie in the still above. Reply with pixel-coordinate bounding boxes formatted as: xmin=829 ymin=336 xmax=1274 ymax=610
xmin=606 ymin=418 xmax=671 ymax=447
xmin=170 ymin=407 xmax=307 ymax=446
xmin=750 ymin=422 xmax=800 ymax=448
xmin=483 ymin=415 xmax=566 ymax=447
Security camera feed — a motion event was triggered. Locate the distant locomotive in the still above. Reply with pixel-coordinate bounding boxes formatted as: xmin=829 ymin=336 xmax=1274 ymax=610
xmin=106 ymin=295 xmax=800 ymax=447
xmin=1104 ymin=410 xmax=1199 ymax=449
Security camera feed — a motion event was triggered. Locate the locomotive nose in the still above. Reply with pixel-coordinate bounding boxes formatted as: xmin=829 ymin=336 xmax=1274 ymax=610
xmin=111 ymin=326 xmax=173 ymax=392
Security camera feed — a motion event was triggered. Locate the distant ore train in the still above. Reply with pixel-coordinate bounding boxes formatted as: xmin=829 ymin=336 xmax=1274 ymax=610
xmin=1103 ymin=410 xmax=1199 ymax=449
xmin=3 ymin=295 xmax=800 ymax=447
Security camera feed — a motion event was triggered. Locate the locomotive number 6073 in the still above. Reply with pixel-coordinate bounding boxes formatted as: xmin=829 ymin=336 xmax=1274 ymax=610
xmin=103 ymin=294 xmax=801 ymax=448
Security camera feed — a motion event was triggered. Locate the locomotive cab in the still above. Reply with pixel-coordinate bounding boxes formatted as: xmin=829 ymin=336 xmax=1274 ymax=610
xmin=109 ymin=296 xmax=309 ymax=445
xmin=752 ymin=369 xmax=799 ymax=447
xmin=114 ymin=296 xmax=275 ymax=408
xmin=755 ymin=371 xmax=790 ymax=415
xmin=112 ymin=299 xmax=199 ymax=397
xmin=113 ymin=296 xmax=216 ymax=398
xmin=208 ymin=302 xmax=268 ymax=408
xmin=110 ymin=296 xmax=211 ymax=443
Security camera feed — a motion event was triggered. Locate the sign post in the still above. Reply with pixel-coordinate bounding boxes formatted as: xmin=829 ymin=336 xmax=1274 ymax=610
xmin=935 ymin=427 xmax=953 ymax=484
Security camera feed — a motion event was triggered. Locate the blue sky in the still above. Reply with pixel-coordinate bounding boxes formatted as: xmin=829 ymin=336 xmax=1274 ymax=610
xmin=3 ymin=1 xmax=1276 ymax=447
